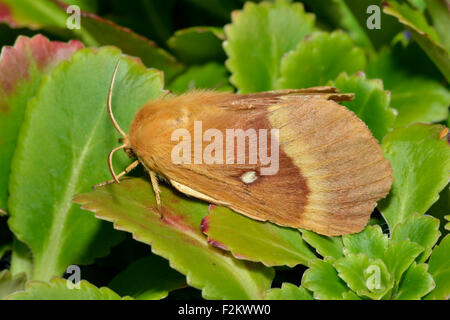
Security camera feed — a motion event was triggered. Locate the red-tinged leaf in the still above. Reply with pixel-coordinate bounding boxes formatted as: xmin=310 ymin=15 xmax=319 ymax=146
xmin=0 ymin=0 xmax=184 ymax=81
xmin=73 ymin=178 xmax=275 ymax=300
xmin=64 ymin=4 xmax=184 ymax=81
xmin=0 ymin=2 xmax=17 ymax=27
xmin=0 ymin=34 xmax=83 ymax=213
xmin=8 ymin=47 xmax=162 ymax=281
xmin=202 ymin=206 xmax=316 ymax=267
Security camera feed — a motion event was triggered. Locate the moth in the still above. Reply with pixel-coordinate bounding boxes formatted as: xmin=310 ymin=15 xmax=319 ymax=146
xmin=98 ymin=61 xmax=393 ymax=236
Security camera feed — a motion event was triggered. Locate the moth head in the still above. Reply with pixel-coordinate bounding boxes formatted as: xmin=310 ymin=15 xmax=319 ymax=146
xmin=105 ymin=60 xmax=136 ymax=184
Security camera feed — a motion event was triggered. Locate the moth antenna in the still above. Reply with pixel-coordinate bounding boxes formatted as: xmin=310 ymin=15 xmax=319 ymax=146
xmin=108 ymin=60 xmax=127 ymax=139
xmin=108 ymin=144 xmax=126 ymax=184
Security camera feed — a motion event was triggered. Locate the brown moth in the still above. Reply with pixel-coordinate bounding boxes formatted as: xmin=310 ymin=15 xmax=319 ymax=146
xmin=98 ymin=62 xmax=393 ymax=236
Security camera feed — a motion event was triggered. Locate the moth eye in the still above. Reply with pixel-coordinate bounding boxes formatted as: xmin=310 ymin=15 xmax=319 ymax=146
xmin=241 ymin=171 xmax=258 ymax=184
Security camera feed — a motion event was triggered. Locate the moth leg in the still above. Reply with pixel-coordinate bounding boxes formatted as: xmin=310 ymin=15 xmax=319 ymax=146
xmin=93 ymin=160 xmax=139 ymax=189
xmin=149 ymin=170 xmax=162 ymax=216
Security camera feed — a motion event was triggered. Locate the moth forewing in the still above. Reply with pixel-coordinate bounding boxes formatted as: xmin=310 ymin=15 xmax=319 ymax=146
xmin=126 ymin=90 xmax=393 ymax=236
xmin=99 ymin=61 xmax=392 ymax=236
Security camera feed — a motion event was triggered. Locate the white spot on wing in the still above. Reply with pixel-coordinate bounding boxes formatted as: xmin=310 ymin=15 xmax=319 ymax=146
xmin=241 ymin=171 xmax=258 ymax=184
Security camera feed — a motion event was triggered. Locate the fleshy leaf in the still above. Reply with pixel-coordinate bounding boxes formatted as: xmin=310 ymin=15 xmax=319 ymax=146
xmin=0 ymin=34 xmax=83 ymax=214
xmin=8 ymin=47 xmax=164 ymax=281
xmin=379 ymin=124 xmax=450 ymax=230
xmin=343 ymin=0 xmax=403 ymax=49
xmin=366 ymin=47 xmax=450 ymax=127
xmin=302 ymin=258 xmax=358 ymax=300
xmin=73 ymin=178 xmax=275 ymax=300
xmin=383 ymin=0 xmax=450 ymax=81
xmin=276 ymin=31 xmax=366 ymax=89
xmin=10 ymin=238 xmax=33 ymax=279
xmin=109 ymin=255 xmax=186 ymax=300
xmin=393 ymin=263 xmax=434 ymax=300
xmin=334 ymin=254 xmax=393 ymax=300
xmin=72 ymin=7 xmax=184 ymax=81
xmin=342 ymin=225 xmax=388 ymax=260
xmin=330 ymin=72 xmax=396 ymax=142
xmin=168 ymin=62 xmax=233 ymax=94
xmin=167 ymin=26 xmax=226 ymax=64
xmin=224 ymin=0 xmax=315 ymax=93
xmin=202 ymin=206 xmax=316 ymax=267
xmin=426 ymin=0 xmax=450 ymax=52
xmin=7 ymin=277 xmax=128 ymax=300
xmin=300 ymin=229 xmax=343 ymax=260
xmin=425 ymin=235 xmax=450 ymax=300
xmin=0 ymin=0 xmax=183 ymax=81
xmin=0 ymin=0 xmax=67 ymax=29
xmin=264 ymin=283 xmax=313 ymax=300
xmin=300 ymin=0 xmax=373 ymax=50
xmin=0 ymin=270 xmax=26 ymax=299
xmin=383 ymin=240 xmax=424 ymax=287
xmin=391 ymin=214 xmax=441 ymax=263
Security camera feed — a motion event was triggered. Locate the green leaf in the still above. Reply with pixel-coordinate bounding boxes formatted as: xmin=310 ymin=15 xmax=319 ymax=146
xmin=0 ymin=0 xmax=184 ymax=81
xmin=276 ymin=31 xmax=366 ymax=89
xmin=391 ymin=214 xmax=441 ymax=263
xmin=302 ymin=258 xmax=357 ymax=300
xmin=0 ymin=244 xmax=10 ymax=260
xmin=264 ymin=283 xmax=313 ymax=300
xmin=300 ymin=0 xmax=373 ymax=50
xmin=383 ymin=240 xmax=423 ymax=287
xmin=425 ymin=235 xmax=450 ymax=300
xmin=73 ymin=7 xmax=184 ymax=81
xmin=0 ymin=0 xmax=68 ymax=29
xmin=109 ymin=255 xmax=186 ymax=300
xmin=393 ymin=262 xmax=434 ymax=300
xmin=389 ymin=78 xmax=450 ymax=127
xmin=343 ymin=0 xmax=403 ymax=49
xmin=0 ymin=270 xmax=26 ymax=299
xmin=73 ymin=178 xmax=275 ymax=300
xmin=409 ymin=0 xmax=427 ymax=12
xmin=202 ymin=206 xmax=316 ymax=267
xmin=330 ymin=72 xmax=396 ymax=142
xmin=224 ymin=0 xmax=315 ymax=93
xmin=168 ymin=63 xmax=233 ymax=94
xmin=7 ymin=277 xmax=128 ymax=300
xmin=300 ymin=229 xmax=344 ymax=260
xmin=9 ymin=238 xmax=33 ymax=279
xmin=167 ymin=27 xmax=226 ymax=64
xmin=379 ymin=124 xmax=450 ymax=231
xmin=8 ymin=47 xmax=164 ymax=281
xmin=334 ymin=253 xmax=393 ymax=300
xmin=63 ymin=0 xmax=98 ymax=13
xmin=0 ymin=34 xmax=83 ymax=214
xmin=366 ymin=47 xmax=450 ymax=127
xmin=383 ymin=0 xmax=450 ymax=81
xmin=426 ymin=0 xmax=450 ymax=52
xmin=342 ymin=225 xmax=388 ymax=260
